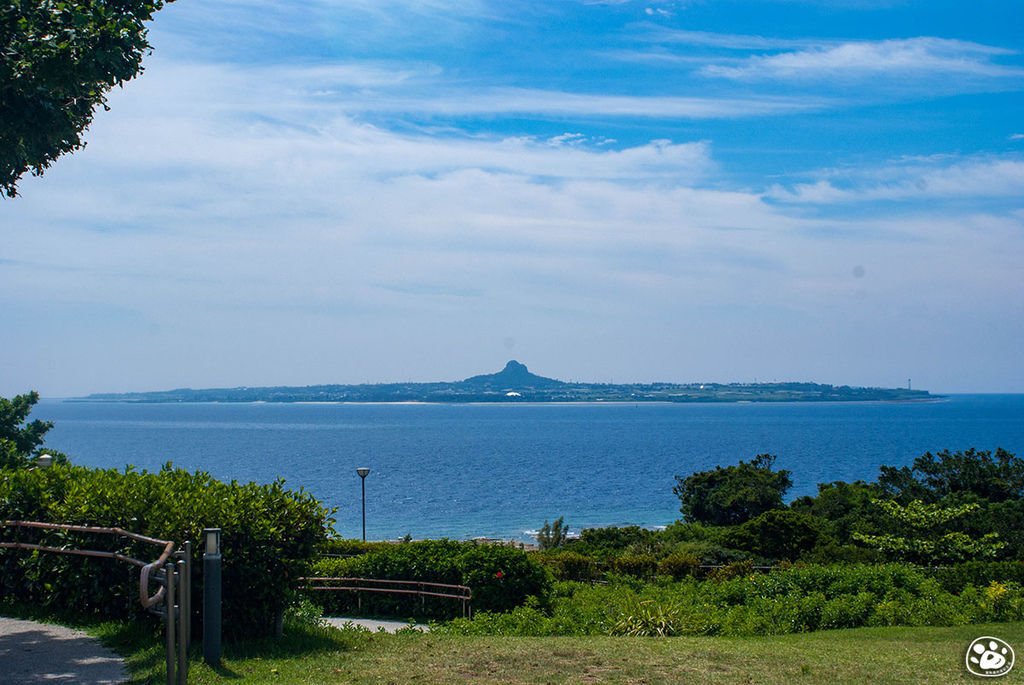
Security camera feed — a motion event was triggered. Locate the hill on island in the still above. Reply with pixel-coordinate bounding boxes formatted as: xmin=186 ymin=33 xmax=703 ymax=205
xmin=80 ymin=361 xmax=936 ymax=404
xmin=462 ymin=360 xmax=565 ymax=390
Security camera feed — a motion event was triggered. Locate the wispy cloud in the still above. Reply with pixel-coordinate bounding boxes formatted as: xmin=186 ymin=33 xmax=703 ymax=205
xmin=5 ymin=0 xmax=1024 ymax=395
xmin=702 ymin=37 xmax=1022 ymax=82
xmin=767 ymin=156 xmax=1024 ymax=204
xmin=124 ymin=58 xmax=827 ymax=124
xmin=342 ymin=87 xmax=825 ymax=119
xmin=637 ymin=26 xmax=821 ymax=51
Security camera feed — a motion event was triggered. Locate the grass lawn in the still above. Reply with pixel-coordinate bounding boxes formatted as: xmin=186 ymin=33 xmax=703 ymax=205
xmin=99 ymin=620 xmax=1024 ymax=684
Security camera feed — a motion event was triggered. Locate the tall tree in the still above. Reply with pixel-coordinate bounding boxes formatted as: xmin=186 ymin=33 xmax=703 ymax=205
xmin=1 ymin=0 xmax=173 ymax=197
xmin=0 ymin=391 xmax=64 ymax=468
xmin=673 ymin=453 xmax=792 ymax=526
xmin=853 ymin=499 xmax=1006 ymax=564
xmin=878 ymin=448 xmax=1024 ymax=504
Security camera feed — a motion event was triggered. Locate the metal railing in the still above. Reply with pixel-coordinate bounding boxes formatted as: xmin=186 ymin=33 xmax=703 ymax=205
xmin=298 ymin=576 xmax=473 ymax=618
xmin=0 ymin=520 xmax=190 ymax=685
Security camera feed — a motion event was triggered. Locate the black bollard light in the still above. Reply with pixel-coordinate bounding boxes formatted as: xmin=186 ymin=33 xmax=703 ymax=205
xmin=203 ymin=528 xmax=222 ymax=666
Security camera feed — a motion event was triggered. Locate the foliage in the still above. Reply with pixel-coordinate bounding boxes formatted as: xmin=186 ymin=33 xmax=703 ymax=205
xmin=437 ymin=563 xmax=1024 ymax=638
xmin=725 ymin=509 xmax=822 ymax=561
xmin=853 ymin=499 xmax=1006 ymax=565
xmin=307 ymin=540 xmax=550 ymax=618
xmin=611 ymin=553 xmax=659 ymax=579
xmin=536 ymin=516 xmax=569 ymax=550
xmin=929 ymin=561 xmax=1024 ymax=594
xmin=1 ymin=0 xmax=174 ymax=196
xmin=0 ymin=463 xmax=332 ymax=638
xmin=534 ymin=550 xmax=599 ymax=582
xmin=878 ymin=448 xmax=1024 ymax=504
xmin=790 ymin=480 xmax=887 ymax=545
xmin=673 ymin=453 xmax=793 ymax=526
xmin=564 ymin=525 xmax=658 ymax=559
xmin=965 ymin=498 xmax=1024 ymax=560
xmin=0 ymin=391 xmax=68 ymax=468
xmin=656 ymin=551 xmax=701 ymax=580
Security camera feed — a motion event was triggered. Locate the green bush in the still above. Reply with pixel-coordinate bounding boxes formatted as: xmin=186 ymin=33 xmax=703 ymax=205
xmin=536 ymin=550 xmax=600 ymax=582
xmin=670 ymin=540 xmax=748 ymax=566
xmin=437 ymin=562 xmax=1024 ymax=637
xmin=566 ymin=526 xmax=658 ymax=559
xmin=318 ymin=538 xmax=390 ymax=557
xmin=307 ymin=540 xmax=550 ymax=618
xmin=612 ymin=553 xmax=659 ymax=579
xmin=707 ymin=559 xmax=755 ymax=582
xmin=725 ymin=509 xmax=822 ymax=561
xmin=657 ymin=552 xmax=700 ymax=580
xmin=929 ymin=561 xmax=1024 ymax=593
xmin=0 ymin=464 xmax=332 ymax=639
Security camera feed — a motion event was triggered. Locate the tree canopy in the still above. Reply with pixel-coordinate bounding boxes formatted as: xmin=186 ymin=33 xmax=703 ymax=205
xmin=673 ymin=453 xmax=793 ymax=526
xmin=1 ymin=0 xmax=172 ymax=197
xmin=878 ymin=448 xmax=1024 ymax=504
xmin=0 ymin=390 xmax=65 ymax=468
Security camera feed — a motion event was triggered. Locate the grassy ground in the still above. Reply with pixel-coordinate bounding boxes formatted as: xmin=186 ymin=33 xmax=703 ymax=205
xmin=4 ymin=602 xmax=1022 ymax=683
xmin=155 ymin=621 xmax=1024 ymax=684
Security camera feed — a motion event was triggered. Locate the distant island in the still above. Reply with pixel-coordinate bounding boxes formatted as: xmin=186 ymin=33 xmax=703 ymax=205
xmin=80 ymin=361 xmax=936 ymax=404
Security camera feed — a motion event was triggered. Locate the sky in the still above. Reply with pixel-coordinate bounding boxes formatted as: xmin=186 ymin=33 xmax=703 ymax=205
xmin=2 ymin=0 xmax=1023 ymax=396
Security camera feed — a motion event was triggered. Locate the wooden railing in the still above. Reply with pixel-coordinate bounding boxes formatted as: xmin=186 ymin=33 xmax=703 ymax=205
xmin=1 ymin=520 xmax=190 ymax=685
xmin=298 ymin=576 xmax=473 ymax=618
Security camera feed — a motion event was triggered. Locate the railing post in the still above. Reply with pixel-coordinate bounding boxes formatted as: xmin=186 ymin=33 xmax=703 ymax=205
xmin=203 ymin=529 xmax=222 ymax=666
xmin=182 ymin=541 xmax=192 ymax=649
xmin=176 ymin=558 xmax=188 ymax=685
xmin=164 ymin=564 xmax=176 ymax=685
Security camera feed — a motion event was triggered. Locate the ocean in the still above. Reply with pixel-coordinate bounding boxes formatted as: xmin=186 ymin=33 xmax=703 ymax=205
xmin=34 ymin=395 xmax=1024 ymax=541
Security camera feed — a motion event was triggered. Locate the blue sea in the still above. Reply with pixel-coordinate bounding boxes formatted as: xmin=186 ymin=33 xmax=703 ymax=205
xmin=34 ymin=395 xmax=1024 ymax=542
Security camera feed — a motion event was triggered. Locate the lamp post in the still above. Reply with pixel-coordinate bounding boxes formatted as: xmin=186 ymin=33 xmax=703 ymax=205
xmin=356 ymin=467 xmax=370 ymax=541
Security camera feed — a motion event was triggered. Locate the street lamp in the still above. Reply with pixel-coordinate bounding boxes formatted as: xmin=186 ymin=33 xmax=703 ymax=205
xmin=356 ymin=467 xmax=370 ymax=541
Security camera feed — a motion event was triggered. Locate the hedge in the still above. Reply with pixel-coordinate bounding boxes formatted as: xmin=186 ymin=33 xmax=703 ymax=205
xmin=307 ymin=539 xmax=550 ymax=618
xmin=0 ymin=464 xmax=332 ymax=639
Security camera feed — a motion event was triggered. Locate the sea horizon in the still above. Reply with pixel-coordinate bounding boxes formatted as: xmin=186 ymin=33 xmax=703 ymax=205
xmin=32 ymin=394 xmax=1024 ymax=542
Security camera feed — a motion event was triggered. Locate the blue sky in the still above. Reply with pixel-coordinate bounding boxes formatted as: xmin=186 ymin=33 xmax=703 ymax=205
xmin=3 ymin=0 xmax=1023 ymax=395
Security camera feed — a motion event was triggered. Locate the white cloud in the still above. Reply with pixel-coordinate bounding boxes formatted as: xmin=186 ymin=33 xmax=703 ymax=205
xmin=767 ymin=157 xmax=1024 ymax=204
xmin=638 ymin=26 xmax=820 ymax=51
xmin=336 ymin=87 xmax=822 ymax=119
xmin=701 ymin=37 xmax=1022 ymax=82
xmin=1011 ymin=133 xmax=1024 ymax=141
xmin=5 ymin=29 xmax=1024 ymax=394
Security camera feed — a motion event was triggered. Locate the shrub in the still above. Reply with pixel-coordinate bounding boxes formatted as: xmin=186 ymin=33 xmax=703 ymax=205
xmin=707 ymin=560 xmax=755 ymax=582
xmin=612 ymin=553 xmax=659 ymax=579
xmin=435 ymin=562 xmax=1024 ymax=638
xmin=0 ymin=464 xmax=332 ymax=639
xmin=567 ymin=526 xmax=657 ymax=559
xmin=536 ymin=550 xmax=599 ymax=582
xmin=930 ymin=561 xmax=1024 ymax=593
xmin=612 ymin=599 xmax=684 ymax=636
xmin=671 ymin=540 xmax=748 ymax=566
xmin=307 ymin=540 xmax=550 ymax=618
xmin=726 ymin=510 xmax=822 ymax=561
xmin=657 ymin=552 xmax=700 ymax=580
